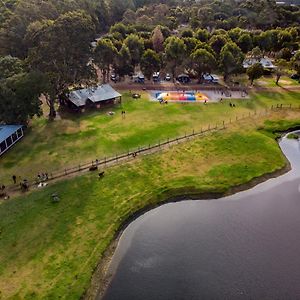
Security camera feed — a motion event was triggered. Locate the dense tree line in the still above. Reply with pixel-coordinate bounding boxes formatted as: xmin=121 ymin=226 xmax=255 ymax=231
xmin=0 ymin=0 xmax=300 ymax=124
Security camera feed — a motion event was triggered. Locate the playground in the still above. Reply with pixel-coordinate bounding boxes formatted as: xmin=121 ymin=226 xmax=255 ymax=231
xmin=155 ymin=91 xmax=209 ymax=103
xmin=151 ymin=89 xmax=249 ymax=103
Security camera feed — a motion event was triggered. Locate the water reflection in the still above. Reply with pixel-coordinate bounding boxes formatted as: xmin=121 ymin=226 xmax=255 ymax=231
xmin=102 ymin=132 xmax=300 ymax=300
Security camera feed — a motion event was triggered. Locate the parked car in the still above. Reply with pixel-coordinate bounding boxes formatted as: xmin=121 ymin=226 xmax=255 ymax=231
xmin=132 ymin=73 xmax=145 ymax=83
xmin=291 ymin=73 xmax=300 ymax=80
xmin=177 ymin=74 xmax=190 ymax=84
xmin=202 ymin=74 xmax=219 ymax=84
xmin=110 ymin=73 xmax=119 ymax=82
xmin=153 ymin=72 xmax=160 ymax=82
xmin=165 ymin=73 xmax=171 ymax=81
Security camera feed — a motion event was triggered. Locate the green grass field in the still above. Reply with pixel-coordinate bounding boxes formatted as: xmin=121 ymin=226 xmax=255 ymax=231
xmin=0 ymin=90 xmax=300 ymax=185
xmin=0 ymin=112 xmax=300 ymax=299
xmin=256 ymin=75 xmax=300 ymax=88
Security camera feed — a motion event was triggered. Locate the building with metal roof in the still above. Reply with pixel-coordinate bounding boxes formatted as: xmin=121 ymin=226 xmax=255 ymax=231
xmin=66 ymin=84 xmax=122 ymax=112
xmin=0 ymin=125 xmax=24 ymax=156
xmin=243 ymin=57 xmax=277 ymax=69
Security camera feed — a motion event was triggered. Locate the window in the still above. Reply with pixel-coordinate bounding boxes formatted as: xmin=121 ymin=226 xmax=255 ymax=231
xmin=0 ymin=141 xmax=6 ymax=153
xmin=6 ymin=136 xmax=12 ymax=147
xmin=17 ymin=128 xmax=23 ymax=138
xmin=12 ymin=133 xmax=18 ymax=142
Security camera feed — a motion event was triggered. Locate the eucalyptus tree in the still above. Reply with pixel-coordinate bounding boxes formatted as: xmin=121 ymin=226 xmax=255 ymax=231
xmin=94 ymin=39 xmax=118 ymax=83
xmin=27 ymin=10 xmax=96 ymax=118
xmin=164 ymin=36 xmax=186 ymax=80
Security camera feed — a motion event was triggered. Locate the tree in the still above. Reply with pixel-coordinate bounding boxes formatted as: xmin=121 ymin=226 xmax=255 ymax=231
xmin=249 ymin=46 xmax=263 ymax=60
xmin=275 ymin=59 xmax=289 ymax=85
xmin=140 ymin=49 xmax=160 ymax=80
xmin=0 ymin=71 xmax=46 ymax=124
xmin=27 ymin=10 xmax=96 ymax=118
xmin=292 ymin=51 xmax=300 ymax=76
xmin=190 ymin=49 xmax=216 ymax=82
xmin=114 ymin=44 xmax=133 ymax=77
xmin=124 ymin=34 xmax=144 ymax=68
xmin=152 ymin=26 xmax=164 ymax=53
xmin=181 ymin=28 xmax=193 ymax=38
xmin=94 ymin=39 xmax=118 ymax=83
xmin=164 ymin=36 xmax=186 ymax=80
xmin=209 ymin=35 xmax=228 ymax=55
xmin=237 ymin=33 xmax=253 ymax=53
xmin=109 ymin=22 xmax=129 ymax=39
xmin=195 ymin=29 xmax=209 ymax=42
xmin=183 ymin=38 xmax=200 ymax=56
xmin=0 ymin=56 xmax=24 ymax=80
xmin=220 ymin=42 xmax=244 ymax=81
xmin=107 ymin=0 xmax=135 ymax=23
xmin=277 ymin=48 xmax=292 ymax=61
xmin=247 ymin=63 xmax=264 ymax=85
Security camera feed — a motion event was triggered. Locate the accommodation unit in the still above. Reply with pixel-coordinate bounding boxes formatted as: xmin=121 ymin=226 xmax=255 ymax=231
xmin=0 ymin=125 xmax=24 ymax=156
xmin=243 ymin=57 xmax=277 ymax=70
xmin=66 ymin=84 xmax=122 ymax=112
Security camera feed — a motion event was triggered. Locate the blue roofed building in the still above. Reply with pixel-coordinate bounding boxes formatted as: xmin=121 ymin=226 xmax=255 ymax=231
xmin=0 ymin=125 xmax=24 ymax=156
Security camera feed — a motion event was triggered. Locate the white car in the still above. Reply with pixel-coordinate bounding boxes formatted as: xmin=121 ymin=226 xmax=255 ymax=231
xmin=165 ymin=73 xmax=171 ymax=81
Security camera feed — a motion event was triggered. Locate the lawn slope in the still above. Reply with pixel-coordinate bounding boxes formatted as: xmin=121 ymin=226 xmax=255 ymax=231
xmin=0 ymin=91 xmax=300 ymax=185
xmin=0 ymin=114 xmax=299 ymax=299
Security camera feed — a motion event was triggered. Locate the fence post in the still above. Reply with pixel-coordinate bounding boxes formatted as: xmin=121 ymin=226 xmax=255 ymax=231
xmin=78 ymin=164 xmax=81 ymax=171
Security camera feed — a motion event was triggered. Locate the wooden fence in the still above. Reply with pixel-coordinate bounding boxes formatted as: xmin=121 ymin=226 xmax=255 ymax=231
xmin=3 ymin=103 xmax=300 ymax=194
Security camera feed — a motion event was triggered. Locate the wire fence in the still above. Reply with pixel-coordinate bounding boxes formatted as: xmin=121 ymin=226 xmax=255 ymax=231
xmin=3 ymin=103 xmax=300 ymax=195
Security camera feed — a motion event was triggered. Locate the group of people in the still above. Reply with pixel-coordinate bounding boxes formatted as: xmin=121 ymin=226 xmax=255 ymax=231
xmin=37 ymin=173 xmax=49 ymax=183
xmin=0 ymin=172 xmax=50 ymax=200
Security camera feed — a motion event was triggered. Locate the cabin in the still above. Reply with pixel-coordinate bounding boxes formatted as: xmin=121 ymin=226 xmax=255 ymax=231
xmin=65 ymin=84 xmax=122 ymax=112
xmin=0 ymin=125 xmax=24 ymax=156
xmin=243 ymin=57 xmax=277 ymax=70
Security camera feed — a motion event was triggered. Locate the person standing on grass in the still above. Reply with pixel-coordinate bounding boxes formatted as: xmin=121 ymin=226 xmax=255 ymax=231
xmin=12 ymin=175 xmax=17 ymax=184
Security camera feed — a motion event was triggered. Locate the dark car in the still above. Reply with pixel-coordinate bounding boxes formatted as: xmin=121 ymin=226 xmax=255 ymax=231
xmin=291 ymin=74 xmax=300 ymax=80
xmin=177 ymin=74 xmax=191 ymax=84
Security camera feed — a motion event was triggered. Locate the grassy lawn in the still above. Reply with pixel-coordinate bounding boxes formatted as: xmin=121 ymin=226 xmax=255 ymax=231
xmin=0 ymin=111 xmax=300 ymax=299
xmin=256 ymin=75 xmax=300 ymax=88
xmin=0 ymin=90 xmax=300 ymax=186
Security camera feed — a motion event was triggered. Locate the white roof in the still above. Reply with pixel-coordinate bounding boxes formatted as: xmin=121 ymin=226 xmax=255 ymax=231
xmin=243 ymin=57 xmax=277 ymax=69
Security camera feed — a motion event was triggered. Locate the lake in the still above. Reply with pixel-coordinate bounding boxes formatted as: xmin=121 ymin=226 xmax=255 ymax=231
xmin=102 ymin=132 xmax=300 ymax=300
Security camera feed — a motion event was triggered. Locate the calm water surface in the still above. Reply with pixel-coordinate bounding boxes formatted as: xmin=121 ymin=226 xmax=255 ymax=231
xmin=102 ymin=133 xmax=300 ymax=300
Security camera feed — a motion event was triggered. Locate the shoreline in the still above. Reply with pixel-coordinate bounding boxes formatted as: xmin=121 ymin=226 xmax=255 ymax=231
xmin=83 ymin=137 xmax=292 ymax=300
